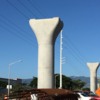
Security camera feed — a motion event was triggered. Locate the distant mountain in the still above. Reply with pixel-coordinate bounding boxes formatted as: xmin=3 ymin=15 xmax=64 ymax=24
xmin=70 ymin=76 xmax=90 ymax=88
xmin=22 ymin=76 xmax=90 ymax=87
xmin=22 ymin=78 xmax=32 ymax=85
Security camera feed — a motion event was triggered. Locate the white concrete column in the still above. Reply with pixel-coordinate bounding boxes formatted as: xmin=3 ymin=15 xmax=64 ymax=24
xmin=87 ymin=62 xmax=100 ymax=92
xmin=29 ymin=17 xmax=63 ymax=88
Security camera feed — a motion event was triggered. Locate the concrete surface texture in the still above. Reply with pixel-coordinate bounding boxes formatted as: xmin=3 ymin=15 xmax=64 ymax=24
xmin=87 ymin=62 xmax=100 ymax=93
xmin=29 ymin=17 xmax=63 ymax=88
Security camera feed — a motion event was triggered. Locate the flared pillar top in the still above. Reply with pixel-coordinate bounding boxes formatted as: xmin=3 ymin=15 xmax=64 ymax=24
xmin=87 ymin=62 xmax=100 ymax=72
xmin=29 ymin=17 xmax=63 ymax=45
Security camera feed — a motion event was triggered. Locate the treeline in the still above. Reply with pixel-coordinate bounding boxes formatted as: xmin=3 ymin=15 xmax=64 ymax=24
xmin=29 ymin=74 xmax=89 ymax=90
xmin=0 ymin=74 xmax=89 ymax=92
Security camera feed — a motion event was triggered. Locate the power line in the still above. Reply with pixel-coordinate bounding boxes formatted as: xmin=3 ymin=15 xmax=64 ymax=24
xmin=0 ymin=15 xmax=36 ymax=43
xmin=0 ymin=18 xmax=36 ymax=47
xmin=27 ymin=0 xmax=46 ymax=18
xmin=7 ymin=0 xmax=29 ymax=20
xmin=64 ymin=34 xmax=88 ymax=62
xmin=62 ymin=39 xmax=87 ymax=76
xmin=62 ymin=34 xmax=87 ymax=65
xmin=17 ymin=0 xmax=38 ymax=18
xmin=64 ymin=41 xmax=85 ymax=65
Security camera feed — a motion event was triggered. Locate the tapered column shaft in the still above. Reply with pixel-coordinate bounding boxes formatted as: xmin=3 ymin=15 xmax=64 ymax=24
xmin=38 ymin=44 xmax=54 ymax=88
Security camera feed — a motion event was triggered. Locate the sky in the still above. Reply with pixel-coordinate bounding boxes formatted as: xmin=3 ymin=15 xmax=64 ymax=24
xmin=0 ymin=0 xmax=100 ymax=79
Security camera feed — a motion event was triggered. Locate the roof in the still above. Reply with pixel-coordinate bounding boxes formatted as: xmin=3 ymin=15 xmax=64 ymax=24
xmin=9 ymin=89 xmax=79 ymax=100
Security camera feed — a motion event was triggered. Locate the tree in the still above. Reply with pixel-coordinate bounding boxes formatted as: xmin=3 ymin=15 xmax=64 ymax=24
xmin=72 ymin=79 xmax=86 ymax=90
xmin=29 ymin=77 xmax=37 ymax=88
xmin=82 ymin=87 xmax=90 ymax=91
xmin=55 ymin=74 xmax=86 ymax=90
xmin=0 ymin=81 xmax=7 ymax=88
xmin=55 ymin=74 xmax=73 ymax=89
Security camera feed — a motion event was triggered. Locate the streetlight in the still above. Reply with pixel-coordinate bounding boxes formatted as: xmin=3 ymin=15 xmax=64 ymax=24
xmin=55 ymin=75 xmax=59 ymax=88
xmin=8 ymin=59 xmax=22 ymax=98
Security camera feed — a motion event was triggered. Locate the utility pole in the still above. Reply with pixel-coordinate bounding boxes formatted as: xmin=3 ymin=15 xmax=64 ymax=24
xmin=59 ymin=30 xmax=63 ymax=89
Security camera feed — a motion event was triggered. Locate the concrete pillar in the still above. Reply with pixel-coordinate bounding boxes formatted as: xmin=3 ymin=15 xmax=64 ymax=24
xmin=87 ymin=62 xmax=100 ymax=92
xmin=29 ymin=17 xmax=63 ymax=88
